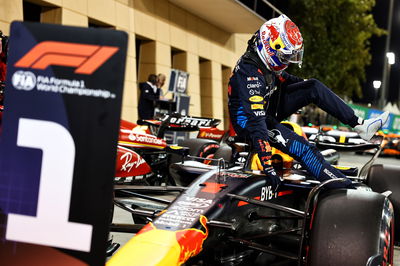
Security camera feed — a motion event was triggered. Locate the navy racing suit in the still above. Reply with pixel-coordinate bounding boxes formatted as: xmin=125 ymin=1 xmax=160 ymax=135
xmin=228 ymin=50 xmax=359 ymax=188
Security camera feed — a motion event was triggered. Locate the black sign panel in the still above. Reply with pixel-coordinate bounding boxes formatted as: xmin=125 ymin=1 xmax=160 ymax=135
xmin=0 ymin=22 xmax=127 ymax=265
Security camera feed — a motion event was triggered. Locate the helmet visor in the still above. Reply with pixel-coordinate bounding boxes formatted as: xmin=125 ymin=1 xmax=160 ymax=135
xmin=277 ymin=47 xmax=303 ymax=64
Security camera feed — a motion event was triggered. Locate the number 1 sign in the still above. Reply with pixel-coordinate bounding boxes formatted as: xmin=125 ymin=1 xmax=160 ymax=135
xmin=0 ymin=22 xmax=127 ymax=265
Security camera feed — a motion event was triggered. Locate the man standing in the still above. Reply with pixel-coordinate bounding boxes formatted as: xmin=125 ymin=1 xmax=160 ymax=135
xmin=138 ymin=74 xmax=160 ymax=120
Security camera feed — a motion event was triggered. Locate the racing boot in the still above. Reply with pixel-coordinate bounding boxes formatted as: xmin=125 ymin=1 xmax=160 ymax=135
xmin=354 ymin=111 xmax=389 ymax=141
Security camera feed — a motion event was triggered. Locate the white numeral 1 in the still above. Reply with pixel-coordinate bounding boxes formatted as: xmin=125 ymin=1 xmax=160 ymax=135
xmin=6 ymin=118 xmax=93 ymax=252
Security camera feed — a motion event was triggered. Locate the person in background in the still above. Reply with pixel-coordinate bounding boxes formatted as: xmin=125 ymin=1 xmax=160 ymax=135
xmin=138 ymin=74 xmax=160 ymax=120
xmin=156 ymin=73 xmax=166 ymax=99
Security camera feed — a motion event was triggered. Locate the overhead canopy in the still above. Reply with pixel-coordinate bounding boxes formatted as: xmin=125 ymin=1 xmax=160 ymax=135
xmin=168 ymin=0 xmax=265 ymax=33
xmin=384 ymin=102 xmax=400 ymax=115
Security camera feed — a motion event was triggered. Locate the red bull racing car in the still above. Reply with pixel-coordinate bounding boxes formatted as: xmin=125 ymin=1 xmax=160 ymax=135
xmin=108 ymin=127 xmax=400 ymax=266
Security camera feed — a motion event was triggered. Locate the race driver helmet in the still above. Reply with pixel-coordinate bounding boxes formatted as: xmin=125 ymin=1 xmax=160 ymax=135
xmin=255 ymin=14 xmax=303 ymax=73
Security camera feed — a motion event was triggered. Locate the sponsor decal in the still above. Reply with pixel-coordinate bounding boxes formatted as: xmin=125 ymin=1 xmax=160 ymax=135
xmin=168 ymin=117 xmax=213 ymax=127
xmin=239 ymin=190 xmax=293 ymax=207
xmin=159 ymin=212 xmax=196 ymax=223
xmin=15 ymin=41 xmax=119 ymax=75
xmin=261 ymin=185 xmax=277 ymax=201
xmin=265 ymin=86 xmax=277 ymax=98
xmin=126 ymin=216 xmax=209 ymax=265
xmin=224 ymin=172 xmax=251 ymax=178
xmin=169 ymin=206 xmax=205 ymax=214
xmin=258 ymin=139 xmax=271 ymax=153
xmin=155 ymin=197 xmax=211 ymax=228
xmin=249 ymin=95 xmax=264 ymax=102
xmin=254 ymin=110 xmax=265 ymax=116
xmin=247 ymin=77 xmax=258 ymax=81
xmin=176 ymin=197 xmax=212 ymax=208
xmin=128 ymin=132 xmax=165 ymax=145
xmin=261 ymin=29 xmax=275 ymax=56
xmin=246 ymin=82 xmax=262 ymax=89
xmin=12 ymin=70 xmax=36 ymax=91
xmin=120 ymin=150 xmax=146 ymax=172
xmin=323 ymin=168 xmax=338 ymax=179
xmin=165 ymin=210 xmax=199 ymax=218
xmin=11 ymin=71 xmax=116 ymax=99
xmin=251 ymin=104 xmax=264 ymax=110
xmin=249 ymin=89 xmax=261 ymax=95
xmin=264 ymin=166 xmax=277 ymax=176
xmin=267 ymin=129 xmax=288 ymax=147
xmin=201 ymin=132 xmax=223 ymax=140
xmin=175 ymin=215 xmax=208 ymax=264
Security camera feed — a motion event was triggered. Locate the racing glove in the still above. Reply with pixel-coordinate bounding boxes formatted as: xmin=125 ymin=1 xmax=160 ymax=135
xmin=263 ymin=165 xmax=282 ymax=190
xmin=254 ymin=138 xmax=282 ymax=189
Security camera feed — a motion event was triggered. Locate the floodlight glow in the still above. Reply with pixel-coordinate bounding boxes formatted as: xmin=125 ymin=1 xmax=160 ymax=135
xmin=387 ymin=52 xmax=395 ymax=65
xmin=373 ymin=80 xmax=381 ymax=89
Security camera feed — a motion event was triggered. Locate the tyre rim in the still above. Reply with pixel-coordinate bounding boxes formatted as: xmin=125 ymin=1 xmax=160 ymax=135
xmin=379 ymin=197 xmax=394 ymax=265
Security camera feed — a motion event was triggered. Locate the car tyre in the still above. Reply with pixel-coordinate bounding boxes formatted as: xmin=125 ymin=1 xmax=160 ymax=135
xmin=367 ymin=164 xmax=400 ymax=243
xmin=178 ymin=138 xmax=220 ymax=163
xmin=308 ymin=189 xmax=394 ymax=266
xmin=210 ymin=144 xmax=232 ymax=166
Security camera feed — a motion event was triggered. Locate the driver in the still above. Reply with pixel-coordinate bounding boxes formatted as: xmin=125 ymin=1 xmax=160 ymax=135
xmin=228 ymin=14 xmax=388 ymax=188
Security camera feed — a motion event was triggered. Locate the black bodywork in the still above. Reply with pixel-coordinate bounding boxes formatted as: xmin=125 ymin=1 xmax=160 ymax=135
xmin=110 ymin=134 xmax=396 ymax=265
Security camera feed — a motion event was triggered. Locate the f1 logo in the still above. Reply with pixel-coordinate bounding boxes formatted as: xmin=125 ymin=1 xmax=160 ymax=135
xmin=14 ymin=41 xmax=119 ymax=74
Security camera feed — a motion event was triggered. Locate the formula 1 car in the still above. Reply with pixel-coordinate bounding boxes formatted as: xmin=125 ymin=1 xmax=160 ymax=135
xmin=108 ymin=128 xmax=399 ymax=265
xmin=311 ymin=128 xmax=400 ymax=159
xmin=378 ymin=133 xmax=400 ymax=158
xmin=114 ymin=114 xmax=223 ymax=186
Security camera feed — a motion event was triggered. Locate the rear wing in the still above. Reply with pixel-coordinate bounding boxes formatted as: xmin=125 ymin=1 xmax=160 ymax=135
xmin=313 ymin=140 xmax=381 ymax=152
xmin=138 ymin=114 xmax=221 ymax=138
xmin=308 ymin=130 xmax=383 ymax=152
